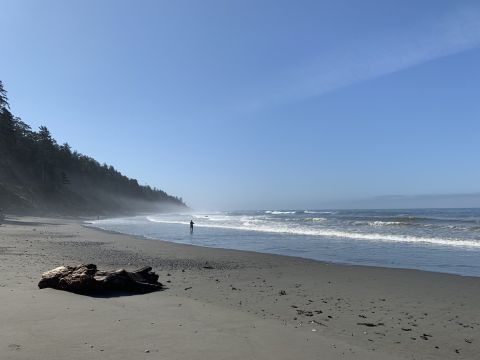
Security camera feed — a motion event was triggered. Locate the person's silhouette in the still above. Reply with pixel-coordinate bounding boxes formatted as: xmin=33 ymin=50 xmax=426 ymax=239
xmin=190 ymin=220 xmax=195 ymax=233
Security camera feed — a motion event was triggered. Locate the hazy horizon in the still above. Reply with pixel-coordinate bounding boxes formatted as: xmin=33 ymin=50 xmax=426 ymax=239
xmin=2 ymin=0 xmax=480 ymax=210
xmin=193 ymin=192 xmax=480 ymax=212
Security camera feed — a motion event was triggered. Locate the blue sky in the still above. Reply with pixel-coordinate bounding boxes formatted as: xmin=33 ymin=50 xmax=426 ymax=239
xmin=1 ymin=0 xmax=480 ymax=210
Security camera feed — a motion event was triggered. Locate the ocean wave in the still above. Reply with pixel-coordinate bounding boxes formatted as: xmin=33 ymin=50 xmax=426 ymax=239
xmin=390 ymin=215 xmax=480 ymax=224
xmin=351 ymin=220 xmax=405 ymax=227
xmin=265 ymin=210 xmax=296 ymax=215
xmin=146 ymin=218 xmax=190 ymax=225
xmin=202 ymin=215 xmax=234 ymax=222
xmin=368 ymin=221 xmax=406 ymax=227
xmin=145 ymin=216 xmax=480 ymax=248
xmin=304 ymin=217 xmax=327 ymax=222
xmin=304 ymin=210 xmax=334 ymax=214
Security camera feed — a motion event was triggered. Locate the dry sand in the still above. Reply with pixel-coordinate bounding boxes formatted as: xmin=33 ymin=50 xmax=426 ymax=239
xmin=1 ymin=216 xmax=479 ymax=359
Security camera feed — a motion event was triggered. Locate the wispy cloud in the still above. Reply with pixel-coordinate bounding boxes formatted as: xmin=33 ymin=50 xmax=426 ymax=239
xmin=249 ymin=5 xmax=480 ymax=109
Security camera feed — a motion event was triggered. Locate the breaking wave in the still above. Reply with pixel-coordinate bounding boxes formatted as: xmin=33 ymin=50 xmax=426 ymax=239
xmin=146 ymin=216 xmax=480 ymax=248
xmin=265 ymin=210 xmax=296 ymax=215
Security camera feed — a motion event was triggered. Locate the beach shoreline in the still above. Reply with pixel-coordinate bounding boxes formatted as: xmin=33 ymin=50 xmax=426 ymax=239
xmin=88 ymin=209 xmax=480 ymax=277
xmin=1 ymin=216 xmax=479 ymax=359
xmin=85 ymin=219 xmax=480 ymax=279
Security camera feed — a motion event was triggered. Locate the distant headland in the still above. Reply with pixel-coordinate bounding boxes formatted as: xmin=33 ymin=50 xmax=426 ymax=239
xmin=0 ymin=80 xmax=186 ymax=215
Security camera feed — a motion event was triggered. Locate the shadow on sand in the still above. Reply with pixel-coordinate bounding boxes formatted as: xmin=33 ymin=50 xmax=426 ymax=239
xmin=42 ymin=287 xmax=167 ymax=299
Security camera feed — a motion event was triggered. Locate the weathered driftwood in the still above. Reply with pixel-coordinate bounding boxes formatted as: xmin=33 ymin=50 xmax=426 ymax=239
xmin=38 ymin=264 xmax=164 ymax=294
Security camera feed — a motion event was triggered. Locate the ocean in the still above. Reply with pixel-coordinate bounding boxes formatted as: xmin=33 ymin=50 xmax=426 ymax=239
xmin=86 ymin=208 xmax=480 ymax=277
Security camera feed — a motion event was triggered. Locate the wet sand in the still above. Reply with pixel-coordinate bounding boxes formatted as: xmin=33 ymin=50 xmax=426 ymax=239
xmin=1 ymin=216 xmax=479 ymax=359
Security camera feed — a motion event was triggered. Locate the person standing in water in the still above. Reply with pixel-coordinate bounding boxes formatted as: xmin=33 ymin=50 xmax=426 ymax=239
xmin=190 ymin=220 xmax=195 ymax=233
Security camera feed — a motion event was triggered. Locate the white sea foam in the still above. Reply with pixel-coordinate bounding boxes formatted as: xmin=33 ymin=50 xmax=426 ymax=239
xmin=368 ymin=221 xmax=405 ymax=227
xmin=304 ymin=210 xmax=334 ymax=214
xmin=265 ymin=210 xmax=296 ymax=215
xmin=145 ymin=216 xmax=480 ymax=248
xmin=203 ymin=215 xmax=234 ymax=222
xmin=304 ymin=217 xmax=327 ymax=222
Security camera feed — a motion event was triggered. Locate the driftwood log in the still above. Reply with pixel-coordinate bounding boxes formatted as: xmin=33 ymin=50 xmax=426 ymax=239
xmin=38 ymin=264 xmax=164 ymax=294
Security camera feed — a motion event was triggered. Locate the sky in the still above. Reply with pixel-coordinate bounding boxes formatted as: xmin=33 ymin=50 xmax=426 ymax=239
xmin=1 ymin=0 xmax=480 ymax=210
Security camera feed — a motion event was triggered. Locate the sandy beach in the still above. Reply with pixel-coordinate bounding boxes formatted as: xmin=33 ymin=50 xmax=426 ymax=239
xmin=1 ymin=216 xmax=479 ymax=360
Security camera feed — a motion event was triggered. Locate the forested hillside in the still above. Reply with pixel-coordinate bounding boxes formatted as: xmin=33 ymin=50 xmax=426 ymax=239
xmin=0 ymin=81 xmax=186 ymax=214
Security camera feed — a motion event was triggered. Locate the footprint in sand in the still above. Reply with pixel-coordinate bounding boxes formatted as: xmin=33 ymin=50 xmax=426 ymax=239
xmin=8 ymin=344 xmax=21 ymax=351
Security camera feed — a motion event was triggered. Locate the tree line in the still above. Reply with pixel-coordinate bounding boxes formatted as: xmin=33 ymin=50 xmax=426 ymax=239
xmin=0 ymin=80 xmax=185 ymax=211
